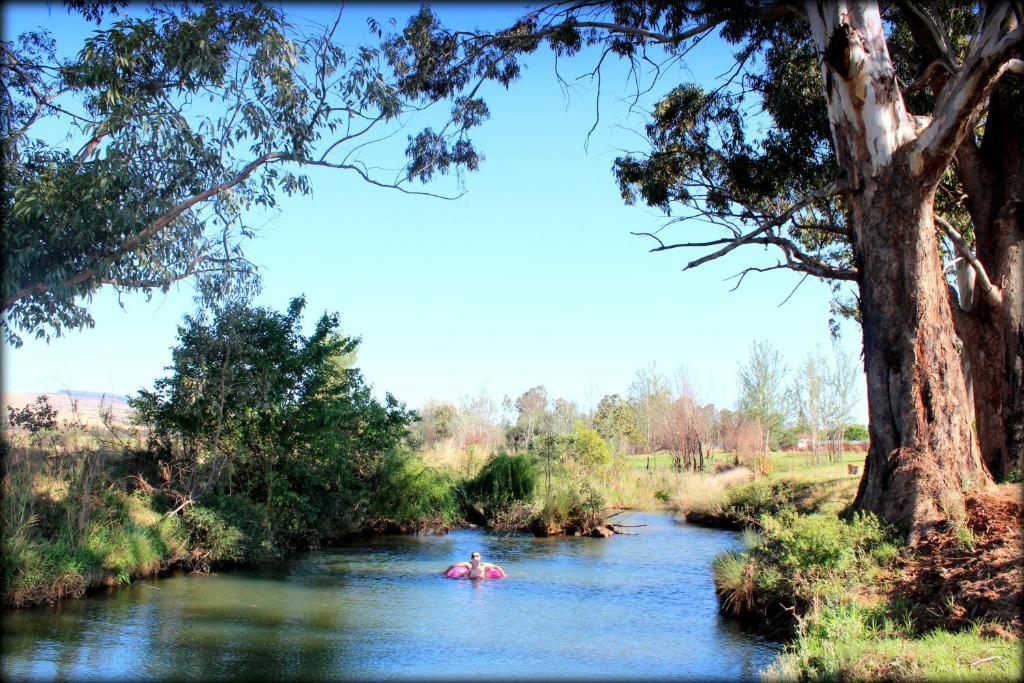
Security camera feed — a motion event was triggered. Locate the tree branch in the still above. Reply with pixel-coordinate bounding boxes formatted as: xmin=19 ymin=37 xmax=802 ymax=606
xmin=3 ymin=152 xmax=286 ymax=310
xmin=910 ymin=5 xmax=1023 ymax=178
xmin=648 ymin=181 xmax=848 ymax=268
xmin=935 ymin=213 xmax=1002 ymax=307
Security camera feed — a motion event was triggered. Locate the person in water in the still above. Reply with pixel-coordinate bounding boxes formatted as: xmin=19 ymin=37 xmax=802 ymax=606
xmin=444 ymin=552 xmax=506 ymax=579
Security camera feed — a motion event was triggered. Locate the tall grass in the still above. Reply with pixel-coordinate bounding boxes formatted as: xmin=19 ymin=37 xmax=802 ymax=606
xmin=368 ymin=450 xmax=463 ymax=532
xmin=666 ymin=466 xmax=755 ymax=517
xmin=418 ymin=440 xmax=493 ymax=478
xmin=466 ymin=452 xmax=540 ymax=509
xmin=1 ymin=443 xmax=188 ymax=606
xmin=767 ymin=606 xmax=1023 ymax=681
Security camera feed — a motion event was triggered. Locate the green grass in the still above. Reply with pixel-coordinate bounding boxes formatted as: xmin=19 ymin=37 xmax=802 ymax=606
xmin=768 ymin=606 xmax=1023 ymax=681
xmin=1 ymin=443 xmax=191 ymax=606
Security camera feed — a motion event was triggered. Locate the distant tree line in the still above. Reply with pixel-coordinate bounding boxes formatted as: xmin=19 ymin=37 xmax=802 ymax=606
xmin=412 ymin=339 xmax=866 ymax=471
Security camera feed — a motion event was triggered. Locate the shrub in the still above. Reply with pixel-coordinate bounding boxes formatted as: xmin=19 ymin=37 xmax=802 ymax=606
xmin=467 ymin=452 xmax=539 ymax=509
xmin=207 ymin=494 xmax=274 ymax=559
xmin=371 ymin=451 xmax=462 ymax=529
xmin=182 ymin=505 xmax=246 ymax=568
xmin=714 ymin=509 xmax=899 ymax=629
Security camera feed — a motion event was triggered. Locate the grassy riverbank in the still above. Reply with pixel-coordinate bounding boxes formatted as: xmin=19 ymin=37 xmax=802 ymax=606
xmin=1 ymin=429 xmax=626 ymax=606
xmin=6 ymin=428 xmax=1021 ymax=683
xmin=673 ymin=453 xmax=1023 ymax=681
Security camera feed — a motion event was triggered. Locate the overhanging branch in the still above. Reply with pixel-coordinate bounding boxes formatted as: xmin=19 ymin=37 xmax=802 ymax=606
xmin=632 ymin=181 xmax=855 ymax=282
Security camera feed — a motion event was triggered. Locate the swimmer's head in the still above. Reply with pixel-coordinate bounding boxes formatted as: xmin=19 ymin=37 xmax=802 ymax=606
xmin=470 ymin=552 xmax=481 ymax=563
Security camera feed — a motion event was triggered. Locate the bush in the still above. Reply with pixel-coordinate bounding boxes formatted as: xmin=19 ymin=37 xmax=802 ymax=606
xmin=370 ymin=451 xmax=462 ymax=529
xmin=182 ymin=505 xmax=246 ymax=568
xmin=714 ymin=509 xmax=899 ymax=630
xmin=206 ymin=495 xmax=274 ymax=559
xmin=467 ymin=452 xmax=539 ymax=509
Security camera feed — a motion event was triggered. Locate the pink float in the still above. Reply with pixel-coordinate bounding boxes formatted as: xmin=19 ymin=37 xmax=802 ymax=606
xmin=445 ymin=565 xmax=503 ymax=579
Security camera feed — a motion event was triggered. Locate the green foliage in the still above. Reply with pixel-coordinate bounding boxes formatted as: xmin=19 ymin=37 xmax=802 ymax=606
xmin=534 ymin=423 xmax=612 ymax=471
xmin=769 ymin=607 xmax=1023 ymax=682
xmin=737 ymin=340 xmax=789 ymax=448
xmin=431 ymin=403 xmax=458 ymax=441
xmin=467 ymin=452 xmax=539 ymax=509
xmin=714 ymin=508 xmax=899 ymax=625
xmin=777 ymin=427 xmax=799 ymax=451
xmin=1 ymin=467 xmax=188 ymax=606
xmin=205 ymin=495 xmax=274 ymax=560
xmin=132 ymin=297 xmax=414 ymax=550
xmin=593 ymin=394 xmax=643 ymax=451
xmin=1002 ymin=469 xmax=1024 ymax=484
xmin=723 ymin=475 xmax=855 ymax=524
xmin=370 ymin=450 xmax=462 ymax=528
xmin=565 ymin=423 xmax=613 ymax=469
xmin=3 ymin=2 xmax=486 ymax=345
xmin=182 ymin=505 xmax=246 ymax=566
xmin=844 ymin=423 xmax=869 ymax=441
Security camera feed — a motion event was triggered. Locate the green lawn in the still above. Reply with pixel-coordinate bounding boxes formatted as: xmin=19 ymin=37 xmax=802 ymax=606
xmin=625 ymin=449 xmax=867 ymax=477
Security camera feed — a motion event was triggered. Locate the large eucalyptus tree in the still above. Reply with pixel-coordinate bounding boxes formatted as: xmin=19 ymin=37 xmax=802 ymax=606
xmin=1 ymin=1 xmax=483 ymax=345
xmin=384 ymin=1 xmax=1023 ymax=538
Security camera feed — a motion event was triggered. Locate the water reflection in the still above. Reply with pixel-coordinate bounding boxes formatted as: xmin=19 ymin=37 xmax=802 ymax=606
xmin=3 ymin=512 xmax=779 ymax=680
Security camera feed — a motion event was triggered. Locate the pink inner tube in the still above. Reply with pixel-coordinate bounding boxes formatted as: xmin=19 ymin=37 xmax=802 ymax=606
xmin=444 ymin=565 xmax=503 ymax=579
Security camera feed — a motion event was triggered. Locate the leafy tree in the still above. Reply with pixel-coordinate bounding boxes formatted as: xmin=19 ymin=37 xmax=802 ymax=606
xmin=777 ymin=427 xmax=799 ymax=451
xmin=550 ymin=398 xmax=580 ymax=436
xmin=432 ymin=403 xmax=457 ymax=440
xmin=845 ymin=424 xmax=869 ymax=442
xmin=2 ymin=1 xmax=484 ymax=345
xmin=794 ymin=350 xmax=828 ymax=461
xmin=628 ymin=363 xmax=671 ymax=466
xmin=131 ymin=296 xmax=413 ymax=547
xmin=737 ymin=340 xmax=789 ymax=452
xmin=512 ymin=385 xmax=549 ymax=451
xmin=382 ymin=1 xmax=1022 ymax=536
xmin=415 ymin=401 xmax=457 ymax=446
xmin=822 ymin=345 xmax=860 ymax=462
xmin=593 ymin=393 xmax=643 ymax=453
xmin=563 ymin=422 xmax=612 ymax=470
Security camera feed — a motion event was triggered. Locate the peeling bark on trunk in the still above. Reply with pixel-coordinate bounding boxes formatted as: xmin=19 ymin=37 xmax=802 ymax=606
xmin=806 ymin=2 xmax=997 ymax=540
xmin=851 ymin=177 xmax=991 ymax=540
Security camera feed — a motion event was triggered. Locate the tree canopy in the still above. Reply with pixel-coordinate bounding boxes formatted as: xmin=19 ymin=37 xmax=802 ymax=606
xmin=2 ymin=1 xmax=486 ymax=345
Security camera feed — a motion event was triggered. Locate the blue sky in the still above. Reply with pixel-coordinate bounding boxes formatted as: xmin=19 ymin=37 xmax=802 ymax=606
xmin=2 ymin=2 xmax=868 ymax=422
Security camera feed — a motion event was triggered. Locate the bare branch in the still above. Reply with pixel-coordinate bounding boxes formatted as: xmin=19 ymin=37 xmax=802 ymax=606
xmin=674 ymin=181 xmax=847 ymax=269
xmin=934 ymin=214 xmax=1002 ymax=307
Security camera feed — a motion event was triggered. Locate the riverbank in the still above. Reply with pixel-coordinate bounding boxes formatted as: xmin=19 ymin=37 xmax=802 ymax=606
xmin=1 ymin=437 xmax=624 ymax=608
xmin=672 ymin=458 xmax=1023 ymax=681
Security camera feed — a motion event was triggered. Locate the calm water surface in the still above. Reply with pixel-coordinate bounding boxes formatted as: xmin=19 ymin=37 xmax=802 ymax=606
xmin=2 ymin=512 xmax=779 ymax=680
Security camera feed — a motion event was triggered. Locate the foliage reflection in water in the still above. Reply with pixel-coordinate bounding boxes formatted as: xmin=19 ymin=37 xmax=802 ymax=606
xmin=2 ymin=512 xmax=779 ymax=680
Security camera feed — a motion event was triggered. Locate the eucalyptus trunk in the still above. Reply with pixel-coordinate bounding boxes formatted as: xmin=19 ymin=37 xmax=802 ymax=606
xmin=806 ymin=2 xmax=999 ymax=540
xmin=955 ymin=79 xmax=1024 ymax=480
xmin=851 ymin=178 xmax=989 ymax=540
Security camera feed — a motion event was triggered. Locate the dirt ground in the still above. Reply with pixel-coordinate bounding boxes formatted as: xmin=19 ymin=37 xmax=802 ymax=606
xmin=892 ymin=484 xmax=1023 ymax=638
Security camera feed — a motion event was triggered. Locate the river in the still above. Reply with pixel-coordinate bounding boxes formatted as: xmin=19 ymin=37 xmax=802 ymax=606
xmin=2 ymin=511 xmax=779 ymax=680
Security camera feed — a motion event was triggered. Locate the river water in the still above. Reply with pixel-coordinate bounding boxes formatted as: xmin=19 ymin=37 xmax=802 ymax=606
xmin=2 ymin=512 xmax=779 ymax=681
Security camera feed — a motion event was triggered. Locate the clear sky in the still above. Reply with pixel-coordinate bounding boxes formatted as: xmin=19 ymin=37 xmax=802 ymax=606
xmin=2 ymin=2 xmax=868 ymax=423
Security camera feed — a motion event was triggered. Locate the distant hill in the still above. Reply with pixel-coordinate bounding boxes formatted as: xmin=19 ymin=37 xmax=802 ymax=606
xmin=3 ymin=391 xmax=134 ymax=428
